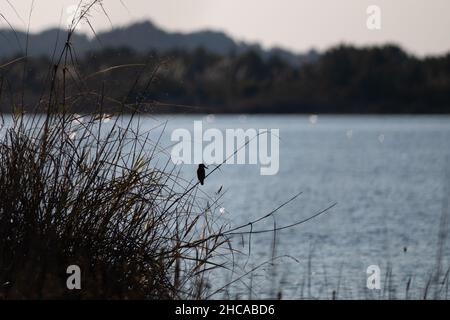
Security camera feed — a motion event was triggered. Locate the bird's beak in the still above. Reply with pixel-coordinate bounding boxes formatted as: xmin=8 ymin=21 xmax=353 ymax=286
xmin=205 ymin=166 xmax=209 ymax=169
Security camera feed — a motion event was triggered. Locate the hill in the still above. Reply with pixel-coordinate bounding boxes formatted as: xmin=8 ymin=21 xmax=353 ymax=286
xmin=0 ymin=21 xmax=318 ymax=66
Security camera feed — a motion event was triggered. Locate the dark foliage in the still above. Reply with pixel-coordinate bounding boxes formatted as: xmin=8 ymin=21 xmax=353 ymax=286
xmin=1 ymin=44 xmax=449 ymax=113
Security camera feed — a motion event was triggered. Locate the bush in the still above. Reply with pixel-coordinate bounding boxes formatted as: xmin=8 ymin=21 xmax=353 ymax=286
xmin=0 ymin=103 xmax=234 ymax=300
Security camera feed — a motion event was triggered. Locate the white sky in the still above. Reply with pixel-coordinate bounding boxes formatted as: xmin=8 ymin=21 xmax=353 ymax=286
xmin=1 ymin=0 xmax=449 ymax=56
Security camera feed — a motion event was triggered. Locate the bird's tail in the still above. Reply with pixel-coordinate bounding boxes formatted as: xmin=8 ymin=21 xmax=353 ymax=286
xmin=200 ymin=181 xmax=204 ymax=185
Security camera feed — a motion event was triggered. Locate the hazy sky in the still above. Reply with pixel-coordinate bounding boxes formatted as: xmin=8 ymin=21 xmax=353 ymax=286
xmin=1 ymin=0 xmax=449 ymax=56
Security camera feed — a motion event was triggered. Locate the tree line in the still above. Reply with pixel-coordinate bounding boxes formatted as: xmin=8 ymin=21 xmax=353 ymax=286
xmin=1 ymin=44 xmax=449 ymax=113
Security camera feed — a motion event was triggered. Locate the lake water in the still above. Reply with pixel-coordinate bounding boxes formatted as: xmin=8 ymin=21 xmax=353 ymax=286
xmin=3 ymin=114 xmax=450 ymax=299
xmin=145 ymin=114 xmax=450 ymax=299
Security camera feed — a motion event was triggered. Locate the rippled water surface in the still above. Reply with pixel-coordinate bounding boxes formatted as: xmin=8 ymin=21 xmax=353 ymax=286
xmin=4 ymin=114 xmax=450 ymax=299
xmin=148 ymin=114 xmax=450 ymax=299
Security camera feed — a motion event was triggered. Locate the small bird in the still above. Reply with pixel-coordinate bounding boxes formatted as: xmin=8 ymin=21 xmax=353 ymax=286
xmin=197 ymin=164 xmax=208 ymax=185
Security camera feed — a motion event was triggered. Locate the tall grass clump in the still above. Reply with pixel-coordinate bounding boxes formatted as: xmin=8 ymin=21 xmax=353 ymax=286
xmin=0 ymin=0 xmax=231 ymax=299
xmin=0 ymin=111 xmax=233 ymax=299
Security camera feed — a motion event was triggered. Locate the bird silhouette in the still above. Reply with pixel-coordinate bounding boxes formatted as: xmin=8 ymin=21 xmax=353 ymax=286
xmin=197 ymin=164 xmax=208 ymax=185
